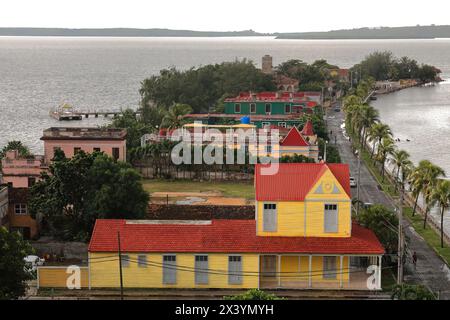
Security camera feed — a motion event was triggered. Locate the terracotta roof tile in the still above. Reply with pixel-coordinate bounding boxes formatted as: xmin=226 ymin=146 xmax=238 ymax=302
xmin=301 ymin=119 xmax=315 ymax=136
xmin=89 ymin=219 xmax=384 ymax=255
xmin=255 ymin=163 xmax=351 ymax=201
xmin=280 ymin=126 xmax=309 ymax=147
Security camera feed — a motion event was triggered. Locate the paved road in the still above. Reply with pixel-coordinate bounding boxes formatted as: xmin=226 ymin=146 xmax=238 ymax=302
xmin=327 ymin=111 xmax=450 ymax=299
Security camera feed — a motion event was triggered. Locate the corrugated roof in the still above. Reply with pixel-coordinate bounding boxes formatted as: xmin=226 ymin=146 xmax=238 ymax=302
xmin=89 ymin=219 xmax=384 ymax=255
xmin=255 ymin=163 xmax=351 ymax=201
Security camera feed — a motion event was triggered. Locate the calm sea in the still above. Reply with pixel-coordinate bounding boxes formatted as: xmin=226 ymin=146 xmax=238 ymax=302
xmin=1 ymin=36 xmax=450 ymax=166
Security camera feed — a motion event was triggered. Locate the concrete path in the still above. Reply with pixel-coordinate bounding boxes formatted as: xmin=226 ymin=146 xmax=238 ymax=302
xmin=327 ymin=111 xmax=450 ymax=299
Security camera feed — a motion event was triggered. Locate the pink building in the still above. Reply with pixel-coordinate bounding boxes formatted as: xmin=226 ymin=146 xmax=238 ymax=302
xmin=41 ymin=127 xmax=127 ymax=163
xmin=1 ymin=150 xmax=46 ymax=188
xmin=0 ymin=127 xmax=127 ymax=239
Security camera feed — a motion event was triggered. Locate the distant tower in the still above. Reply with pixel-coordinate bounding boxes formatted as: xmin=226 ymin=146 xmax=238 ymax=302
xmin=262 ymin=55 xmax=273 ymax=74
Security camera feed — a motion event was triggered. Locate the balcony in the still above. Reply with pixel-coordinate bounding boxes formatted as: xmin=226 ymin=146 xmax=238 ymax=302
xmin=259 ymin=255 xmax=382 ymax=291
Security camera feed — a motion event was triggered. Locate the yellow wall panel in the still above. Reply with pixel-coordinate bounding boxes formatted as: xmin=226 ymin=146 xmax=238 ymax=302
xmin=89 ymin=252 xmax=259 ymax=289
xmin=38 ymin=267 xmax=89 ymax=288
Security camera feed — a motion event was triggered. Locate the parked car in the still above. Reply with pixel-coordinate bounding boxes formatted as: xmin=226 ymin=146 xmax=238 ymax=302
xmin=334 ymin=107 xmax=341 ymax=112
xmin=350 ymin=177 xmax=357 ymax=188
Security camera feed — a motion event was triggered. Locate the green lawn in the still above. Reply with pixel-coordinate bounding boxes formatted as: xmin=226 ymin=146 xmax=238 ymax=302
xmin=404 ymin=207 xmax=450 ymax=265
xmin=142 ymin=179 xmax=255 ymax=200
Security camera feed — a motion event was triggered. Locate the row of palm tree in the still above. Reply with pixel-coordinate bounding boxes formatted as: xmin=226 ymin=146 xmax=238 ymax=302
xmin=344 ymin=87 xmax=449 ymax=248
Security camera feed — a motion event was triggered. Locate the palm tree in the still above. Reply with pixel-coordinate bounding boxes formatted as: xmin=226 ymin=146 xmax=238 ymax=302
xmin=409 ymin=165 xmax=426 ymax=216
xmin=417 ymin=161 xmax=445 ymax=228
xmin=376 ymin=137 xmax=396 ymax=180
xmin=161 ymin=103 xmax=193 ymax=130
xmin=349 ymin=104 xmax=377 ymax=146
xmin=368 ymin=123 xmax=392 ymax=159
xmin=390 ymin=150 xmax=412 ymax=190
xmin=359 ymin=105 xmax=379 ymax=146
xmin=431 ymin=179 xmax=450 ymax=247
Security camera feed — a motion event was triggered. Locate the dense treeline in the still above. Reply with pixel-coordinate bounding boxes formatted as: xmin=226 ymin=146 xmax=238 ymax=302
xmin=275 ymin=59 xmax=345 ymax=91
xmin=139 ymin=59 xmax=275 ymax=113
xmin=352 ymin=51 xmax=441 ymax=82
xmin=276 ymin=25 xmax=450 ymax=40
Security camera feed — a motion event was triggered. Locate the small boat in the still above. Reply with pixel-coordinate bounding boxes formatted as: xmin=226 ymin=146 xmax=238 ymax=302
xmin=50 ymin=103 xmax=82 ymax=121
xmin=370 ymin=96 xmax=378 ymax=101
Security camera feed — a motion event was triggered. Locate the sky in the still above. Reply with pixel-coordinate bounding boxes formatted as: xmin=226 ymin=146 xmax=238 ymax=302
xmin=1 ymin=0 xmax=450 ymax=33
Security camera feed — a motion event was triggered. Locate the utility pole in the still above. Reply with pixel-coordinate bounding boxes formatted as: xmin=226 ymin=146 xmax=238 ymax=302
xmin=397 ymin=187 xmax=404 ymax=285
xmin=118 ymin=231 xmax=124 ymax=300
xmin=356 ymin=155 xmax=361 ymax=215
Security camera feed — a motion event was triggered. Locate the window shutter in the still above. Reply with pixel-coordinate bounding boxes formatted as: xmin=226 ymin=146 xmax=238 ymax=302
xmin=163 ymin=255 xmax=177 ymax=284
xmin=323 ymin=256 xmax=337 ymax=279
xmin=263 ymin=204 xmax=277 ymax=232
xmin=195 ymin=255 xmax=209 ymax=284
xmin=137 ymin=255 xmax=147 ymax=268
xmin=324 ymin=204 xmax=338 ymax=233
xmin=228 ymin=256 xmax=242 ymax=284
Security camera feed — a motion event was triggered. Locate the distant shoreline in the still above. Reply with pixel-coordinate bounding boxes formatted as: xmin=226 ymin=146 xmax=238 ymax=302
xmin=2 ymin=25 xmax=450 ymax=39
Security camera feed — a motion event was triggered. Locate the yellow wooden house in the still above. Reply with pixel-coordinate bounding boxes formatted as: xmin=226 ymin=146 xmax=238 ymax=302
xmin=83 ymin=163 xmax=384 ymax=291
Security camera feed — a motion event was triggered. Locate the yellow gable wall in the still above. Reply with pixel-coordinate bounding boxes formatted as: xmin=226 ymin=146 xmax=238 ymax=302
xmin=305 ymin=167 xmax=351 ymax=237
xmin=257 ymin=167 xmax=351 ymax=237
xmin=257 ymin=201 xmax=305 ymax=237
xmin=89 ymin=252 xmax=259 ymax=289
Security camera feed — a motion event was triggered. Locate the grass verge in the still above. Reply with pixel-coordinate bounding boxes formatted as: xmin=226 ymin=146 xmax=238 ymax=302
xmin=142 ymin=179 xmax=255 ymax=200
xmin=404 ymin=207 xmax=450 ymax=265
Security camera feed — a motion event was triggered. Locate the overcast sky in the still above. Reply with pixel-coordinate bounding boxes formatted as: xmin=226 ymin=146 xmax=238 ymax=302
xmin=1 ymin=0 xmax=449 ymax=33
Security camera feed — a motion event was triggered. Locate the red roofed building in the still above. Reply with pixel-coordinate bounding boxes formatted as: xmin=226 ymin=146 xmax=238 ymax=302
xmin=81 ymin=163 xmax=384 ymax=291
xmin=279 ymin=126 xmax=319 ymax=161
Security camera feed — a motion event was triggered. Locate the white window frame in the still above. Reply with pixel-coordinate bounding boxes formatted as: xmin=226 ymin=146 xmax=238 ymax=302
xmin=14 ymin=203 xmax=27 ymax=215
xmin=250 ymin=103 xmax=256 ymax=114
xmin=263 ymin=203 xmax=277 ymax=232
xmin=234 ymin=103 xmax=241 ymax=113
xmin=265 ymin=103 xmax=271 ymax=114
xmin=324 ymin=204 xmax=338 ymax=233
xmin=261 ymin=122 xmax=270 ymax=128
xmin=278 ymin=122 xmax=287 ymax=128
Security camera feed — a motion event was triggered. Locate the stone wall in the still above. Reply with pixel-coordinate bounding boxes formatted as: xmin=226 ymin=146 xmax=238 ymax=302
xmin=31 ymin=237 xmax=88 ymax=261
xmin=147 ymin=204 xmax=255 ymax=220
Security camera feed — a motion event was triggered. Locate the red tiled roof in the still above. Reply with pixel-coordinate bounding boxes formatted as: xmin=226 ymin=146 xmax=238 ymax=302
xmin=255 ymin=163 xmax=351 ymax=201
xmin=280 ymin=126 xmax=309 ymax=147
xmin=89 ymin=219 xmax=384 ymax=255
xmin=224 ymin=92 xmax=320 ymax=104
xmin=301 ymin=119 xmax=315 ymax=136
